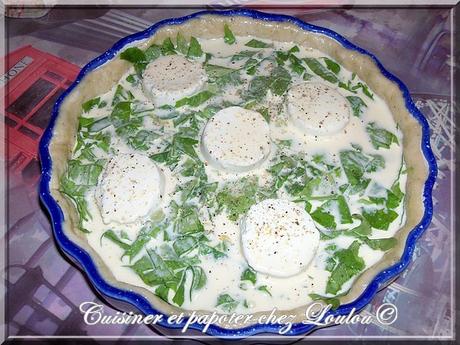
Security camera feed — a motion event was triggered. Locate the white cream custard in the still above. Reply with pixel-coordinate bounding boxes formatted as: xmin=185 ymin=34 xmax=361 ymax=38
xmin=61 ymin=28 xmax=406 ymax=314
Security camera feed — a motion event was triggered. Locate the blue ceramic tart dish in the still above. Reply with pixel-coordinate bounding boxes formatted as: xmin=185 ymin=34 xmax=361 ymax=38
xmin=39 ymin=9 xmax=437 ymax=337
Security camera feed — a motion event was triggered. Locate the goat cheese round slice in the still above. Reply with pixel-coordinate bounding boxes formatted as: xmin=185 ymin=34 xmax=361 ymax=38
xmin=241 ymin=199 xmax=320 ymax=277
xmin=201 ymin=106 xmax=271 ymax=173
xmin=142 ymin=55 xmax=207 ymax=108
xmin=96 ymin=153 xmax=164 ymax=225
xmin=287 ymin=82 xmax=351 ymax=136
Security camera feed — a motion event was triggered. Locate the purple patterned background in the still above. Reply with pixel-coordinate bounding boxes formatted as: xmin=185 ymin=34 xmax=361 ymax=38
xmin=5 ymin=6 xmax=454 ymax=340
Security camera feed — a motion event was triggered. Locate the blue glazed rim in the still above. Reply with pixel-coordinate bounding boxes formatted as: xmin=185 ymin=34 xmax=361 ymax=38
xmin=39 ymin=8 xmax=438 ymax=338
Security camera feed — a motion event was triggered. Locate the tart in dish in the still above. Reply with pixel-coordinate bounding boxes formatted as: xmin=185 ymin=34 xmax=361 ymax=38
xmin=41 ymin=10 xmax=436 ymax=334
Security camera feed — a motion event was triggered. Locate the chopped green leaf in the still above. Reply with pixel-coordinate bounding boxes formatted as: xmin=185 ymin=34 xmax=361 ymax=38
xmin=216 ymin=176 xmax=260 ymax=221
xmin=241 ymin=267 xmax=257 ymax=284
xmin=275 ymin=51 xmax=289 ymax=65
xmin=120 ymin=47 xmax=145 ymax=64
xmin=339 ymin=148 xmax=385 ymax=194
xmin=362 ymin=208 xmax=398 ymax=230
xmin=130 ymin=250 xmax=176 ymax=288
xmin=245 ymin=76 xmax=268 ymax=101
xmin=353 ymin=81 xmax=374 ymax=99
xmin=110 ymin=101 xmax=132 ymax=127
xmin=309 ymin=293 xmax=340 ymax=310
xmin=66 ymin=159 xmax=104 ymax=186
xmin=179 ymin=176 xmax=217 ymax=203
xmin=187 ymin=37 xmax=203 ymax=58
xmin=130 ymin=255 xmax=162 ymax=286
xmin=175 ymin=90 xmax=214 ymax=108
xmin=78 ymin=116 xmax=95 ymax=129
xmin=144 ymin=44 xmax=161 ymax=61
xmin=231 ymin=50 xmax=257 ymax=61
xmin=120 ymin=47 xmax=147 ymax=74
xmin=126 ymin=129 xmax=159 ymax=151
xmin=172 ymin=272 xmax=186 ymax=306
xmin=147 ymin=249 xmax=176 ymax=280
xmin=82 ymin=97 xmax=101 ymax=113
xmin=310 ymin=196 xmax=352 ymax=229
xmin=125 ymin=74 xmax=137 ymax=84
xmin=346 ymin=96 xmax=367 ymax=117
xmin=173 ymin=236 xmax=198 ymax=256
xmin=303 ymin=72 xmax=314 ymax=80
xmin=269 ymin=66 xmax=292 ymax=96
xmin=325 ymin=243 xmax=337 ymax=252
xmin=199 ymin=242 xmax=227 ymax=259
xmin=188 ymin=266 xmax=206 ymax=299
xmin=304 ymin=57 xmax=339 ymax=84
xmin=323 ymin=57 xmax=341 ymax=74
xmin=277 ymin=139 xmax=292 ymax=148
xmin=336 ymin=196 xmax=353 ymax=224
xmin=348 ymin=214 xmax=372 ymax=237
xmin=326 ymin=240 xmax=365 ymax=295
xmin=245 ymin=66 xmax=291 ymax=101
xmin=289 ymin=45 xmax=300 ymax=54
xmin=338 ymin=80 xmax=357 ymax=93
xmin=161 ymin=37 xmax=176 ymax=55
xmin=366 ymin=122 xmax=399 ymax=150
xmin=101 ymin=230 xmax=131 ymax=250
xmin=172 ymin=203 xmax=205 ymax=234
xmin=289 ymin=54 xmax=305 ymax=75
xmin=123 ymin=223 xmax=161 ymax=261
xmin=258 ymin=107 xmax=270 ymax=123
xmin=257 ymin=285 xmax=272 ymax=296
xmin=363 ymin=237 xmax=397 ymax=251
xmin=150 ymin=134 xmax=200 ymax=168
xmin=158 ymin=243 xmax=199 ymax=270
xmin=205 ymin=64 xmax=241 ymax=87
xmin=224 ymin=24 xmax=236 ymax=44
xmin=387 ymin=181 xmax=404 ymax=209
xmin=175 ymin=32 xmax=188 ymax=55
xmin=245 ymin=39 xmax=272 ymax=48
xmin=112 ymin=84 xmax=134 ymax=105
xmin=244 ymin=57 xmax=260 ymax=75
xmin=155 ymin=285 xmax=170 ymax=302
xmin=216 ymin=293 xmax=239 ymax=312
xmin=311 ymin=205 xmax=337 ymax=230
xmin=204 ymin=52 xmax=213 ymax=64
xmin=59 ymin=162 xmax=98 ymax=232
xmin=174 ymin=136 xmax=199 ymax=157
